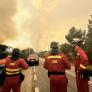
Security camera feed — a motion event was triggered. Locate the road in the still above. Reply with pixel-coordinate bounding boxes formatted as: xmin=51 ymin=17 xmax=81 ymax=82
xmin=21 ymin=67 xmax=33 ymax=92
xmin=32 ymin=58 xmax=77 ymax=92
xmin=66 ymin=66 xmax=92 ymax=92
xmin=32 ymin=59 xmax=50 ymax=92
xmin=0 ymin=58 xmax=92 ymax=92
xmin=0 ymin=67 xmax=33 ymax=92
xmin=32 ymin=58 xmax=92 ymax=92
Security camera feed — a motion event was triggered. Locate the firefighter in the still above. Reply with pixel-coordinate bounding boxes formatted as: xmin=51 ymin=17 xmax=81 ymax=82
xmin=72 ymin=38 xmax=89 ymax=92
xmin=0 ymin=59 xmax=6 ymax=90
xmin=0 ymin=59 xmax=6 ymax=87
xmin=43 ymin=41 xmax=71 ymax=92
xmin=1 ymin=48 xmax=28 ymax=92
xmin=0 ymin=44 xmax=8 ymax=87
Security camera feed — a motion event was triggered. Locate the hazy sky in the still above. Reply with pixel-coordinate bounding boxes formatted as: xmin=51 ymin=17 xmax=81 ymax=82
xmin=0 ymin=0 xmax=92 ymax=51
xmin=0 ymin=0 xmax=16 ymax=42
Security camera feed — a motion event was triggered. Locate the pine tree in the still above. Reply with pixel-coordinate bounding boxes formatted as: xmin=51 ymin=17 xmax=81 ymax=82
xmin=85 ymin=15 xmax=92 ymax=64
xmin=65 ymin=27 xmax=85 ymax=47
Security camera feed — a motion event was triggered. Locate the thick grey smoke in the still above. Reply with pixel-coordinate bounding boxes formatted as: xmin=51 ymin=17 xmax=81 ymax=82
xmin=0 ymin=0 xmax=17 ymax=43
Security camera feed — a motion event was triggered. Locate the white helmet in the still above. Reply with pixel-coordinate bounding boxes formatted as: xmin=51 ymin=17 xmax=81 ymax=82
xmin=72 ymin=38 xmax=81 ymax=43
xmin=71 ymin=38 xmax=82 ymax=46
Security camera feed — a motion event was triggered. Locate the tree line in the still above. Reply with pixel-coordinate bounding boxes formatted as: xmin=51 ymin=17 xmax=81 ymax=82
xmin=39 ymin=16 xmax=92 ymax=64
xmin=0 ymin=16 xmax=92 ymax=64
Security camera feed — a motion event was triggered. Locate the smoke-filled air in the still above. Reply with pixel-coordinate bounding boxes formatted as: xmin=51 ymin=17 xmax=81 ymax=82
xmin=0 ymin=0 xmax=17 ymax=42
xmin=0 ymin=0 xmax=92 ymax=51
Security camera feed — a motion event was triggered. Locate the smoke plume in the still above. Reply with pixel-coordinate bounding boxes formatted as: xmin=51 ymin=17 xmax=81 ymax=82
xmin=2 ymin=0 xmax=92 ymax=51
xmin=0 ymin=0 xmax=17 ymax=43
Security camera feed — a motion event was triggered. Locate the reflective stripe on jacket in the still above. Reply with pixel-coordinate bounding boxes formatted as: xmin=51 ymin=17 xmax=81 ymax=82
xmin=6 ymin=68 xmax=20 ymax=75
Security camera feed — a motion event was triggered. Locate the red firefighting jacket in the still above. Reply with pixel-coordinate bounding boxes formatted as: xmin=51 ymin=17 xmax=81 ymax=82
xmin=0 ymin=59 xmax=6 ymax=75
xmin=74 ymin=47 xmax=89 ymax=71
xmin=44 ymin=53 xmax=71 ymax=72
xmin=0 ymin=59 xmax=6 ymax=65
xmin=5 ymin=57 xmax=28 ymax=76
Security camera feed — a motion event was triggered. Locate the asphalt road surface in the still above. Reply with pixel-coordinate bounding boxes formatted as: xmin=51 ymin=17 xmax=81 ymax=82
xmin=32 ymin=59 xmax=50 ymax=92
xmin=21 ymin=67 xmax=33 ymax=92
xmin=0 ymin=58 xmax=92 ymax=92
xmin=32 ymin=58 xmax=92 ymax=92
xmin=0 ymin=67 xmax=33 ymax=92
